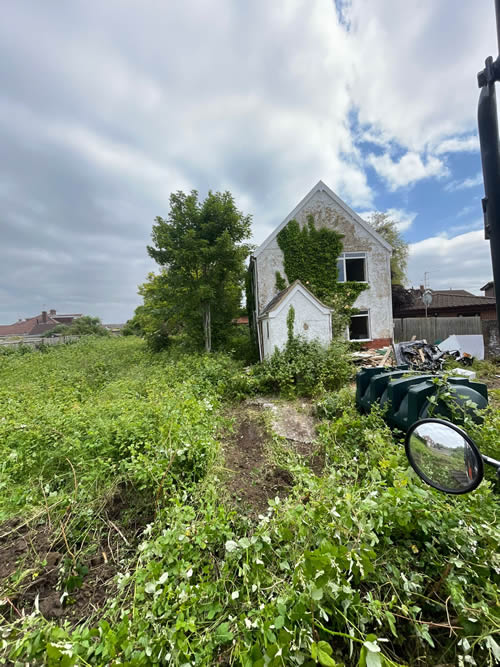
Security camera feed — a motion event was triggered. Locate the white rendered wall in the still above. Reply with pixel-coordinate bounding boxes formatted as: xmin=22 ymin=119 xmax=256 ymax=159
xmin=261 ymin=291 xmax=331 ymax=359
xmin=256 ymin=189 xmax=393 ymax=342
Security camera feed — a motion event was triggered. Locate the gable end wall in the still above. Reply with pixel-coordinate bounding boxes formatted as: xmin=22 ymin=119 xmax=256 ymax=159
xmin=256 ymin=190 xmax=393 ymax=341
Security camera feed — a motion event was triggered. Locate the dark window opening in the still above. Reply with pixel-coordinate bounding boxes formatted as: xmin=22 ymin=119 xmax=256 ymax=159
xmin=346 ymin=258 xmax=366 ymax=281
xmin=349 ymin=313 xmax=369 ymax=340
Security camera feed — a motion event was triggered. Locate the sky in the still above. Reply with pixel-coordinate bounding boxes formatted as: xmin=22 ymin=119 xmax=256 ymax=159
xmin=1 ymin=0 xmax=498 ymax=324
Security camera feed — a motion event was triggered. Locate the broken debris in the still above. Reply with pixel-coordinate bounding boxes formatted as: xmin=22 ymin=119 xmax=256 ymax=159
xmin=351 ymin=347 xmax=393 ymax=367
xmin=392 ymin=339 xmax=476 ymax=371
xmin=392 ymin=340 xmax=445 ymax=371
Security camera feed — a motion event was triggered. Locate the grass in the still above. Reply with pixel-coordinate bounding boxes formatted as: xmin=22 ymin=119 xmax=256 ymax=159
xmin=0 ymin=337 xmax=499 ymax=666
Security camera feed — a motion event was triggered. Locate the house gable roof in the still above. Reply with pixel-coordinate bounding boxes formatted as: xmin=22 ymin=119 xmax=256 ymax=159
xmin=395 ymin=288 xmax=496 ymax=315
xmin=0 ymin=311 xmax=82 ymax=337
xmin=259 ymin=280 xmax=331 ymax=318
xmin=0 ymin=315 xmax=58 ymax=336
xmin=253 ymin=180 xmax=392 ymax=258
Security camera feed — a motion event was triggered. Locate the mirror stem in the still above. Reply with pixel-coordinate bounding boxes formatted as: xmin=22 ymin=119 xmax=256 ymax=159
xmin=481 ymin=453 xmax=500 ymax=469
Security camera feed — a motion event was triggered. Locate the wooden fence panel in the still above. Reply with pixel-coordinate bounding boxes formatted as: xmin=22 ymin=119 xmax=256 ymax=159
xmin=393 ymin=317 xmax=482 ymax=343
xmin=0 ymin=335 xmax=80 ymax=348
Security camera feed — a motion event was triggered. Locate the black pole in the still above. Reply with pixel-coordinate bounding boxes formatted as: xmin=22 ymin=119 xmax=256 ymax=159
xmin=496 ymin=0 xmax=500 ymax=51
xmin=477 ymin=1 xmax=500 ymax=332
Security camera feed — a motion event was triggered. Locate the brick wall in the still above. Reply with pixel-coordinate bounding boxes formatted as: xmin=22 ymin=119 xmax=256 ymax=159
xmin=362 ymin=338 xmax=391 ymax=350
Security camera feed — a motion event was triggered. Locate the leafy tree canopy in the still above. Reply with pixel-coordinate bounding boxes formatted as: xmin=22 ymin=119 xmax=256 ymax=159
xmin=43 ymin=315 xmax=109 ymax=338
xmin=367 ymin=212 xmax=409 ymax=285
xmin=145 ymin=190 xmax=252 ymax=352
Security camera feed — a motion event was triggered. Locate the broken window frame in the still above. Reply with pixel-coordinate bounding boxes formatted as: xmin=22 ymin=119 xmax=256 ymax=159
xmin=348 ymin=310 xmax=371 ymax=341
xmin=337 ymin=252 xmax=368 ymax=283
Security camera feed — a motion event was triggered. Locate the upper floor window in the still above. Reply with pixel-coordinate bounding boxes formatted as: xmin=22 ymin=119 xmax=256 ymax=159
xmin=337 ymin=252 xmax=367 ymax=282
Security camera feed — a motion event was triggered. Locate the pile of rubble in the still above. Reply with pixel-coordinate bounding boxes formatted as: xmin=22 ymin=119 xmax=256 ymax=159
xmin=351 ymin=339 xmax=475 ymax=371
xmin=393 ymin=339 xmax=474 ymax=371
xmin=351 ymin=347 xmax=393 ymax=367
xmin=392 ymin=340 xmax=446 ymax=371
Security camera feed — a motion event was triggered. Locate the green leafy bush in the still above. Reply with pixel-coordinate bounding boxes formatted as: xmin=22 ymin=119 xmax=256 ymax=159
xmin=223 ymin=326 xmax=256 ymax=364
xmin=253 ymin=337 xmax=354 ymax=397
xmin=315 ymin=386 xmax=355 ymax=419
xmin=0 ymin=342 xmax=35 ymax=356
xmin=42 ymin=315 xmax=110 ymax=337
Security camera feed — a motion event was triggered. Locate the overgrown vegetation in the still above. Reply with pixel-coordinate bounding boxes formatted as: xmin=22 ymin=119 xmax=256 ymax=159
xmin=245 ymin=259 xmax=260 ymax=362
xmin=274 ymin=216 xmax=368 ymax=335
xmin=1 ymin=338 xmax=499 ymax=666
xmin=252 ymin=337 xmax=354 ymax=398
xmin=42 ymin=315 xmax=110 ymax=338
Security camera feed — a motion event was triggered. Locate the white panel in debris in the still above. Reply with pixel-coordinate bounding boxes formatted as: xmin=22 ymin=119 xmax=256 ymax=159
xmin=438 ymin=334 xmax=484 ymax=360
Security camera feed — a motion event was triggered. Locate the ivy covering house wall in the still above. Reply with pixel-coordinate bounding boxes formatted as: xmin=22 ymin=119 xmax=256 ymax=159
xmin=245 ymin=258 xmax=260 ymax=360
xmin=275 ymin=215 xmax=368 ymax=336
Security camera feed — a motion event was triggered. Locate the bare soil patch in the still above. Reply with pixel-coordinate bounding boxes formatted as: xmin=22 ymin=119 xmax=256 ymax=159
xmin=0 ymin=485 xmax=151 ymax=624
xmin=221 ymin=398 xmax=324 ymax=514
xmin=292 ymin=438 xmax=325 ymax=476
xmin=222 ymin=407 xmax=293 ymax=515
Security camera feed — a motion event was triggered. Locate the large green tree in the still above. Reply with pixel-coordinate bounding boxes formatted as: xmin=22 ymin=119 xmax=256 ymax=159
xmin=367 ymin=212 xmax=409 ymax=285
xmin=123 ymin=272 xmax=175 ymax=350
xmin=146 ymin=190 xmax=251 ymax=352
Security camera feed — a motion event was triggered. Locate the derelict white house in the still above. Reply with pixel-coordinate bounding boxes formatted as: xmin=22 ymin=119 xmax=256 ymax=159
xmin=248 ymin=180 xmax=393 ymax=360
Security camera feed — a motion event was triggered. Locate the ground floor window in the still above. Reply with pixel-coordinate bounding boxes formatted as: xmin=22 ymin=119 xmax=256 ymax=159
xmin=348 ymin=310 xmax=370 ymax=340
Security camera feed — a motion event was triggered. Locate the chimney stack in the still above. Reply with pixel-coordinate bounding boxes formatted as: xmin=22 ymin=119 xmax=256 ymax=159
xmin=419 ymin=284 xmax=425 ymax=292
xmin=42 ymin=311 xmax=47 ymax=323
xmin=49 ymin=309 xmax=56 ymax=316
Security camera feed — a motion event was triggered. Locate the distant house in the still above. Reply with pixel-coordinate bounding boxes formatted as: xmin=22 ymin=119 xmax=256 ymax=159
xmin=0 ymin=309 xmax=83 ymax=337
xmin=394 ymin=287 xmax=496 ymax=320
xmin=480 ymin=281 xmax=495 ymax=298
xmin=248 ymin=180 xmax=393 ymax=360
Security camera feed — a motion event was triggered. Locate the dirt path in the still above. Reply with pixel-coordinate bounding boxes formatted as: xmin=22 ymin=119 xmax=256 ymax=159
xmin=221 ymin=398 xmax=323 ymax=515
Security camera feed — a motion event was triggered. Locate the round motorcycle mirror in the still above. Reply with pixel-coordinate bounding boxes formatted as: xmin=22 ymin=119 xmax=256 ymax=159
xmin=405 ymin=419 xmax=484 ymax=494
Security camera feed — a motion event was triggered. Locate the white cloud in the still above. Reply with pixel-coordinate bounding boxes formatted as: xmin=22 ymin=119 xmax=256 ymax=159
xmin=367 ymin=152 xmax=447 ymax=190
xmin=344 ymin=1 xmax=494 ymax=150
xmin=434 ymin=135 xmax=479 ymax=154
xmin=408 ymin=229 xmax=492 ymax=294
xmin=444 ymin=172 xmax=483 ymax=192
xmin=386 ymin=208 xmax=417 ymax=232
xmin=0 ymin=0 xmax=496 ymax=321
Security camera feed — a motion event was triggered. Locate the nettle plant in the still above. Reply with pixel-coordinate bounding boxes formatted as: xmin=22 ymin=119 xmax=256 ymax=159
xmin=275 ymin=216 xmax=368 ymax=336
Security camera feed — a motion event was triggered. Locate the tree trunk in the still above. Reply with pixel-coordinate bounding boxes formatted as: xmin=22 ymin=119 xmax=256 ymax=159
xmin=203 ymin=303 xmax=212 ymax=352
